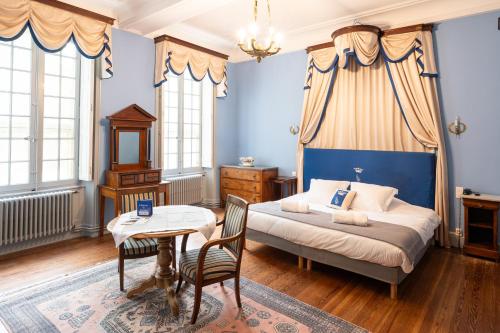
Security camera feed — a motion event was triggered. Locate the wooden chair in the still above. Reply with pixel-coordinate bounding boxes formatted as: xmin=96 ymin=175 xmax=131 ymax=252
xmin=176 ymin=195 xmax=249 ymax=324
xmin=118 ymin=189 xmax=175 ymax=291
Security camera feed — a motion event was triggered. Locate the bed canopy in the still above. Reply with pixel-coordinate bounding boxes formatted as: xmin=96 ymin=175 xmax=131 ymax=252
xmin=297 ymin=24 xmax=449 ymax=247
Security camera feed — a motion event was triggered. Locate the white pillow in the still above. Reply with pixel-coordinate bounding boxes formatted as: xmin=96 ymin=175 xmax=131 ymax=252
xmin=306 ymin=179 xmax=350 ymax=205
xmin=349 ymin=182 xmax=398 ymax=212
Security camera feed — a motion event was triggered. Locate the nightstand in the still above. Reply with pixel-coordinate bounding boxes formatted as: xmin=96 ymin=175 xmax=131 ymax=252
xmin=462 ymin=194 xmax=500 ymax=261
xmin=273 ymin=176 xmax=297 ymax=199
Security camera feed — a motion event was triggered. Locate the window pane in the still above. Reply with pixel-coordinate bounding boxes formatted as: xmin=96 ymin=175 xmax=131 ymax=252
xmin=0 ymin=45 xmax=11 ymax=68
xmin=11 ymin=93 xmax=30 ymax=116
xmin=183 ymin=124 xmax=191 ymax=138
xmin=0 ymin=140 xmax=8 ymax=162
xmin=42 ymin=160 xmax=58 ymax=182
xmin=45 ymin=54 xmax=60 ymax=75
xmin=192 ymin=153 xmax=200 ymax=167
xmin=168 ymin=139 xmax=177 ymax=153
xmin=59 ymin=159 xmax=74 ymax=180
xmin=11 ymin=116 xmax=30 ymax=138
xmin=10 ymin=161 xmax=29 ymax=185
xmin=184 ymin=79 xmax=192 ymax=93
xmin=43 ymin=118 xmax=59 ymax=138
xmin=13 ymin=32 xmax=31 ymax=49
xmin=44 ymin=75 xmax=60 ymax=96
xmin=60 ymin=98 xmax=75 ymax=118
xmin=184 ymin=108 xmax=191 ymax=123
xmin=192 ymin=95 xmax=200 ymax=109
xmin=12 ymin=70 xmax=30 ymax=93
xmin=44 ymin=96 xmax=59 ymax=117
xmin=183 ymin=138 xmax=191 ymax=153
xmin=10 ymin=139 xmax=29 ymax=161
xmin=0 ymin=162 xmax=7 ymax=186
xmin=43 ymin=139 xmax=58 ymax=160
xmin=0 ymin=116 xmax=9 ymax=138
xmin=60 ymin=139 xmax=74 ymax=159
xmin=167 ymin=76 xmax=178 ymax=92
xmin=168 ymin=92 xmax=178 ymax=107
xmin=60 ymin=119 xmax=74 ymax=138
xmin=184 ymin=95 xmax=192 ymax=109
xmin=61 ymin=57 xmax=76 ymax=77
xmin=192 ymin=139 xmax=200 ymax=153
xmin=167 ymin=107 xmax=177 ymax=122
xmin=61 ymin=42 xmax=76 ymax=57
xmin=167 ymin=154 xmax=177 ymax=169
xmin=13 ymin=48 xmax=31 ymax=71
xmin=183 ymin=153 xmax=191 ymax=168
xmin=192 ymin=124 xmax=200 ymax=138
xmin=0 ymin=69 xmax=11 ymax=91
xmin=0 ymin=92 xmax=10 ymax=114
xmin=167 ymin=123 xmax=177 ymax=138
xmin=192 ymin=109 xmax=200 ymax=123
xmin=60 ymin=78 xmax=75 ymax=97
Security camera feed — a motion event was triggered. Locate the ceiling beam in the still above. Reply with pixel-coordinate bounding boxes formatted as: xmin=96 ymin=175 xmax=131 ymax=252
xmin=119 ymin=0 xmax=237 ymax=36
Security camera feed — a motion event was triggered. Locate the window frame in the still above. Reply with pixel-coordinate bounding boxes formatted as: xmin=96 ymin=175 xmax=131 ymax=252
xmin=0 ymin=35 xmax=82 ymax=193
xmin=161 ymin=73 xmax=205 ymax=176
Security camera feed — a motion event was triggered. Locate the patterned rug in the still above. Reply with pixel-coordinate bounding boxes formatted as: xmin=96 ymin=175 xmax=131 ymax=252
xmin=0 ymin=258 xmax=367 ymax=333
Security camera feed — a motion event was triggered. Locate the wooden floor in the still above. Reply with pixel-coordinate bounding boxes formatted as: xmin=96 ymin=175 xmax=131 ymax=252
xmin=0 ymin=223 xmax=499 ymax=333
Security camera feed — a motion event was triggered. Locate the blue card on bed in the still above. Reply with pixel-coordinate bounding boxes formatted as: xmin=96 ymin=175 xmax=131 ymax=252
xmin=137 ymin=199 xmax=153 ymax=217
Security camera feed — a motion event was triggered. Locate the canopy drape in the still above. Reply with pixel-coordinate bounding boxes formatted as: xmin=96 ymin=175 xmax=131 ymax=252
xmin=298 ymin=24 xmax=449 ymax=246
xmin=0 ymin=0 xmax=113 ymax=78
xmin=154 ymin=36 xmax=228 ymax=97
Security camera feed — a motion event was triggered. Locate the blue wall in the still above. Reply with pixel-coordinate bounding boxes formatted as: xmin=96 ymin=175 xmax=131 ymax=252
xmin=434 ymin=11 xmax=500 ymax=233
xmin=234 ymin=51 xmax=306 ymax=176
xmin=228 ymin=10 xmax=500 ymax=235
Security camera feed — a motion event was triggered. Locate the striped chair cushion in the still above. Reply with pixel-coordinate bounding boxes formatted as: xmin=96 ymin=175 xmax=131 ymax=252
xmin=179 ymin=248 xmax=237 ymax=281
xmin=222 ymin=201 xmax=246 ymax=256
xmin=124 ymin=238 xmax=158 ymax=256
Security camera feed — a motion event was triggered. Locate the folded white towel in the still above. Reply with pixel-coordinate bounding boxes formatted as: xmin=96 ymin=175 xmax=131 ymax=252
xmin=331 ymin=210 xmax=368 ymax=226
xmin=280 ymin=199 xmax=310 ymax=213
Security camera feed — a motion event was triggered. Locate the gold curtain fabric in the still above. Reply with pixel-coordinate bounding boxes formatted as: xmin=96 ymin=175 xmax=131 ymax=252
xmin=0 ymin=0 xmax=113 ymax=78
xmin=155 ymin=40 xmax=228 ymax=97
xmin=297 ymin=47 xmax=337 ymax=191
xmin=334 ymin=31 xmax=379 ymax=68
xmin=297 ymin=26 xmax=449 ymax=246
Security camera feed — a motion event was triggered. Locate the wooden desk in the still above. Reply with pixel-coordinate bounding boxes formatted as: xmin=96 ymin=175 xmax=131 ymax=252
xmin=99 ymin=181 xmax=170 ymax=237
xmin=273 ymin=176 xmax=297 ymax=199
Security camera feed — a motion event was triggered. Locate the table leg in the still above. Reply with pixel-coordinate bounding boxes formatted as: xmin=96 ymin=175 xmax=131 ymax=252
xmin=156 ymin=237 xmax=179 ymax=316
xmin=126 ymin=237 xmax=179 ymax=316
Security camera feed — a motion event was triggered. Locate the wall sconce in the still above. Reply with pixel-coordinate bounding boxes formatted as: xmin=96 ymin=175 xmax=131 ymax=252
xmin=353 ymin=167 xmax=364 ymax=182
xmin=448 ymin=116 xmax=466 ymax=136
xmin=289 ymin=125 xmax=299 ymax=136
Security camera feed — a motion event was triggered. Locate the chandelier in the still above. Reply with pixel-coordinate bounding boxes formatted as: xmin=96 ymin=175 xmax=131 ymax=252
xmin=237 ymin=0 xmax=282 ymax=62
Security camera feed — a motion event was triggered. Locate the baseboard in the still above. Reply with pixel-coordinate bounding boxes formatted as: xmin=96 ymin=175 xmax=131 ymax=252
xmin=449 ymin=231 xmax=464 ymax=248
xmin=0 ymin=231 xmax=83 ymax=257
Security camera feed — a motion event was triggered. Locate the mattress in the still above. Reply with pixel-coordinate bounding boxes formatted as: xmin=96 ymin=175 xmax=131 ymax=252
xmin=247 ymin=193 xmax=440 ymax=273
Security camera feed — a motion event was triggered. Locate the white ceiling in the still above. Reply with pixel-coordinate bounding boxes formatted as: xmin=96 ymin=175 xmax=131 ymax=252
xmin=64 ymin=0 xmax=500 ymax=62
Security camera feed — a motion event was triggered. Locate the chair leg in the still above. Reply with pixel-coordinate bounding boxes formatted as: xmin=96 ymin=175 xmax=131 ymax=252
xmin=176 ymin=276 xmax=183 ymax=294
xmin=172 ymin=237 xmax=177 ymax=271
xmin=119 ymin=256 xmax=125 ymax=291
xmin=234 ymin=276 xmax=242 ymax=308
xmin=191 ymin=284 xmax=202 ymax=324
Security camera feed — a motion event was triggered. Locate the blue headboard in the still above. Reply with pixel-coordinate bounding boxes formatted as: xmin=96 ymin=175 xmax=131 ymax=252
xmin=303 ymin=148 xmax=436 ymax=209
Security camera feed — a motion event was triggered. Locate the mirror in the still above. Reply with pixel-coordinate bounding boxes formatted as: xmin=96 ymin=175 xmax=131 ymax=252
xmin=119 ymin=131 xmax=140 ymax=164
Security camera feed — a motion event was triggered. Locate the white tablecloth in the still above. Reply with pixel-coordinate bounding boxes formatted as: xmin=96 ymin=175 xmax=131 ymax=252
xmin=110 ymin=205 xmax=217 ymax=247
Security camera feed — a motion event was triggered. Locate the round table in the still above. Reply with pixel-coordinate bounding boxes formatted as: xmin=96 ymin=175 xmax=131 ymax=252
xmin=107 ymin=205 xmax=216 ymax=316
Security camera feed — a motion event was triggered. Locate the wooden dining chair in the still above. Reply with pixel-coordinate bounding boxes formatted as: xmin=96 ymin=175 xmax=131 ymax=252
xmin=118 ymin=189 xmax=175 ymax=291
xmin=176 ymin=194 xmax=249 ymax=324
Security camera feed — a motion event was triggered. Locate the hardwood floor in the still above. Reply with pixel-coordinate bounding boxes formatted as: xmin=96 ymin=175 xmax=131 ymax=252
xmin=0 ymin=225 xmax=498 ymax=332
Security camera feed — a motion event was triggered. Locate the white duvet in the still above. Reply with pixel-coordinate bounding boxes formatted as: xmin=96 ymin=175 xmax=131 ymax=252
xmin=247 ymin=193 xmax=440 ymax=273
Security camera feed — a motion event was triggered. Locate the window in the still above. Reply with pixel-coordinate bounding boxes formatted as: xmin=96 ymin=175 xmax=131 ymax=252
xmin=0 ymin=31 xmax=91 ymax=191
xmin=161 ymin=73 xmax=213 ymax=175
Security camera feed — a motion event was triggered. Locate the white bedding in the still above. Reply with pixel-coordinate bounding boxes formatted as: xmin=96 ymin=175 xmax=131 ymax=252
xmin=247 ymin=193 xmax=440 ymax=273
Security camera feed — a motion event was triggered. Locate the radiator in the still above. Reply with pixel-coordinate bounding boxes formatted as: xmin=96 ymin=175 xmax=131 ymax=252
xmin=0 ymin=190 xmax=74 ymax=246
xmin=169 ymin=174 xmax=204 ymax=205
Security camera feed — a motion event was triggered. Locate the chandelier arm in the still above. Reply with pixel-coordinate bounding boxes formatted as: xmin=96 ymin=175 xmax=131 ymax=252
xmin=267 ymin=0 xmax=272 ymax=26
xmin=253 ymin=0 xmax=258 ymax=23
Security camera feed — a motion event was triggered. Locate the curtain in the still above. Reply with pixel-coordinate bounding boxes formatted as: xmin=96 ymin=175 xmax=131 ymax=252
xmin=308 ymin=56 xmax=426 ymax=153
xmin=0 ymin=0 xmax=113 ymax=78
xmin=155 ymin=39 xmax=228 ymax=97
xmin=297 ymin=25 xmax=449 ymax=246
xmin=297 ymin=47 xmax=337 ymax=191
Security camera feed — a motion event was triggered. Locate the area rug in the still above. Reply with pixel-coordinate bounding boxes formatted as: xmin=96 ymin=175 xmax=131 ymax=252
xmin=0 ymin=258 xmax=367 ymax=333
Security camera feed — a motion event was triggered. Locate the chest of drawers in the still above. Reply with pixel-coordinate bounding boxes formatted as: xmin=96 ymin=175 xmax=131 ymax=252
xmin=220 ymin=165 xmax=278 ymax=205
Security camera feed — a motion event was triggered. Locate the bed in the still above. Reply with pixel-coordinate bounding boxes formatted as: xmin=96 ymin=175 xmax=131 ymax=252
xmin=246 ymin=148 xmax=439 ymax=298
